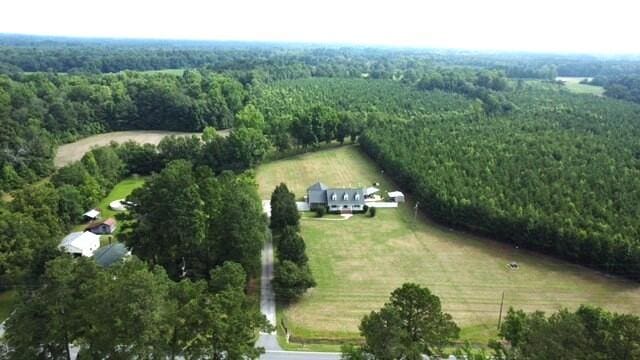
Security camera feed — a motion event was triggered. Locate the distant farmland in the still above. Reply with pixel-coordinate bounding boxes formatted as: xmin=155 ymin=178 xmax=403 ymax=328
xmin=556 ymin=76 xmax=605 ymax=96
xmin=54 ymin=130 xmax=209 ymax=167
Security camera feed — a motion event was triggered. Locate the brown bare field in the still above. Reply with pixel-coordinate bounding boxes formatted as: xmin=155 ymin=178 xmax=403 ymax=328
xmin=256 ymin=145 xmax=640 ymax=345
xmin=54 ymin=129 xmax=230 ymax=168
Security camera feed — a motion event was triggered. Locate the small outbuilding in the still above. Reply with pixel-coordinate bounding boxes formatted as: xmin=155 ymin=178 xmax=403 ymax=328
xmin=388 ymin=191 xmax=405 ymax=203
xmin=82 ymin=209 xmax=101 ymax=221
xmin=364 ymin=187 xmax=380 ymax=198
xmin=85 ymin=218 xmax=117 ymax=234
xmin=59 ymin=232 xmax=100 ymax=257
xmin=94 ymin=243 xmax=131 ymax=267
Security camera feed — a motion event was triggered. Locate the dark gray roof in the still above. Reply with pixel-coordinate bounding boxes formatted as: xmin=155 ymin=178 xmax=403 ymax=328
xmin=307 ymin=182 xmax=328 ymax=191
xmin=308 ymin=189 xmax=327 ymax=204
xmin=326 ymin=188 xmax=365 ymax=206
xmin=94 ymin=243 xmax=129 ymax=267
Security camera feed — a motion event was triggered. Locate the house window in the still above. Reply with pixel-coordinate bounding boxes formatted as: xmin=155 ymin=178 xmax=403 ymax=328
xmin=354 ymin=194 xmax=360 ymax=201
xmin=331 ymin=193 xmax=337 ymax=201
xmin=331 ymin=205 xmax=338 ymax=208
xmin=343 ymin=193 xmax=349 ymax=201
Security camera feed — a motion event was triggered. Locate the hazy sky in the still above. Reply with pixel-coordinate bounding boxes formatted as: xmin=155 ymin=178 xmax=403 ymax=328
xmin=1 ymin=0 xmax=638 ymax=54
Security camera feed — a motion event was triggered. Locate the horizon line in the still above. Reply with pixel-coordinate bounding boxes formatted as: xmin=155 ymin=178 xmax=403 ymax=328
xmin=2 ymin=32 xmax=640 ymax=58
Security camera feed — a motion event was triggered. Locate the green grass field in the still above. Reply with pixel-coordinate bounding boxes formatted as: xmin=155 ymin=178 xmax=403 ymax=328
xmin=557 ymin=77 xmax=605 ymax=96
xmin=97 ymin=177 xmax=146 ymax=219
xmin=0 ymin=290 xmax=17 ymax=322
xmin=72 ymin=176 xmax=146 ymax=233
xmin=139 ymin=69 xmax=186 ymax=76
xmin=256 ymin=145 xmax=640 ymax=346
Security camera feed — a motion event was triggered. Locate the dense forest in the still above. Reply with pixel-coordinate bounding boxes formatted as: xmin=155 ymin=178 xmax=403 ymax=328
xmin=3 ymin=39 xmax=640 ymax=281
xmin=0 ymin=70 xmax=246 ymax=190
xmin=3 ymin=34 xmax=640 ymax=79
xmin=250 ymin=77 xmax=640 ymax=281
xmin=588 ymin=75 xmax=640 ymax=104
xmin=360 ymin=89 xmax=640 ymax=280
xmin=0 ymin=127 xmax=282 ymax=357
xmin=2 ymin=36 xmax=640 ymax=356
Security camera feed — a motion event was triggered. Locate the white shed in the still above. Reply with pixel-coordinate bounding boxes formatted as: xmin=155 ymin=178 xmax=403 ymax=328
xmin=59 ymin=232 xmax=101 ymax=257
xmin=388 ymin=191 xmax=405 ymax=203
xmin=82 ymin=209 xmax=100 ymax=220
xmin=364 ymin=187 xmax=380 ymax=197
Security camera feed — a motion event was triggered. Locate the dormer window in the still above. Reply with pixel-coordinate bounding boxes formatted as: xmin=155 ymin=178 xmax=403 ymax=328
xmin=354 ymin=194 xmax=360 ymax=201
xmin=331 ymin=193 xmax=337 ymax=201
xmin=343 ymin=193 xmax=349 ymax=201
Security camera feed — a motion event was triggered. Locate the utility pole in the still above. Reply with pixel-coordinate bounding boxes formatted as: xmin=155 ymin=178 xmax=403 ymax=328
xmin=497 ymin=291 xmax=505 ymax=330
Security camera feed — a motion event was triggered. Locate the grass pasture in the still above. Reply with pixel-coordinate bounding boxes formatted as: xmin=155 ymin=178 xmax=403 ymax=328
xmin=139 ymin=68 xmax=186 ymax=76
xmin=556 ymin=76 xmax=605 ymax=96
xmin=97 ymin=177 xmax=146 ymax=220
xmin=54 ymin=130 xmax=201 ymax=168
xmin=256 ymin=145 xmax=640 ymax=345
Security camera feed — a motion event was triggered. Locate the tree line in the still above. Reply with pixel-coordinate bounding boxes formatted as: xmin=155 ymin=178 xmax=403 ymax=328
xmin=0 ymin=70 xmax=246 ymax=192
xmin=415 ymin=69 xmax=515 ymax=114
xmin=1 ymin=124 xmax=275 ymax=357
xmin=250 ymin=76 xmax=640 ymax=281
xmin=588 ymin=75 xmax=640 ymax=104
xmin=269 ymin=183 xmax=316 ymax=301
xmin=2 ymin=256 xmax=270 ymax=359
xmin=251 ymin=75 xmax=640 ymax=279
xmin=341 ymin=283 xmax=640 ymax=359
xmin=6 ymin=34 xmax=640 ymax=80
xmin=359 ymin=86 xmax=640 ymax=281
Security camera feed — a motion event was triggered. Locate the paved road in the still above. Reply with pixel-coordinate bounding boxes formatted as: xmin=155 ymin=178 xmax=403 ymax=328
xmin=261 ymin=238 xmax=277 ymax=333
xmin=256 ymin=229 xmax=340 ymax=360
xmin=259 ymin=238 xmax=279 ymax=349
xmin=262 ymin=350 xmax=341 ymax=360
xmin=2 ymin=238 xmax=337 ymax=360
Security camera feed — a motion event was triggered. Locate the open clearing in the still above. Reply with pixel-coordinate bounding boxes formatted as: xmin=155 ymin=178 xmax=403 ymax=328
xmin=54 ymin=130 xmax=208 ymax=168
xmin=71 ymin=176 xmax=146 ymax=233
xmin=138 ymin=68 xmax=186 ymax=76
xmin=55 ymin=130 xmax=202 ymax=167
xmin=556 ymin=76 xmax=605 ymax=96
xmin=256 ymin=145 xmax=640 ymax=345
xmin=96 ymin=177 xmax=146 ymax=220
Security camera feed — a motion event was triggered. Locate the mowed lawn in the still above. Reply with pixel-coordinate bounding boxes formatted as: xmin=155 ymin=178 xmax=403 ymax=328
xmin=256 ymin=145 xmax=640 ymax=344
xmin=71 ymin=176 xmax=146 ymax=233
xmin=97 ymin=177 xmax=146 ymax=220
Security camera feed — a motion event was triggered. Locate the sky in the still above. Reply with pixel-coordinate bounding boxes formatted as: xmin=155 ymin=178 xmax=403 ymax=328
xmin=1 ymin=0 xmax=638 ymax=54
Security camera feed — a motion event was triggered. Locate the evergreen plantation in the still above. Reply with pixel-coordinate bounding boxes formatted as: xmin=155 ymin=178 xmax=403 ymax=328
xmin=253 ymin=78 xmax=640 ymax=281
xmin=2 ymin=36 xmax=640 ymax=357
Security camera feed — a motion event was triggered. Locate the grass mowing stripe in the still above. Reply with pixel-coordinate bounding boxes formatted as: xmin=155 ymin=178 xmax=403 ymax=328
xmin=256 ymin=145 xmax=640 ymax=346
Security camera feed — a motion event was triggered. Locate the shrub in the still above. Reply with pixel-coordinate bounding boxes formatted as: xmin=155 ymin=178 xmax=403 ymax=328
xmin=369 ymin=206 xmax=377 ymax=217
xmin=273 ymin=260 xmax=316 ymax=302
xmin=316 ymin=206 xmax=326 ymax=218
